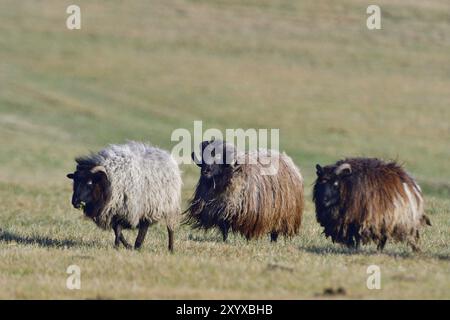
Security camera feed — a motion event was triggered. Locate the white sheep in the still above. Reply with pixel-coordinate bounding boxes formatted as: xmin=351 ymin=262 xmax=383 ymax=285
xmin=67 ymin=141 xmax=182 ymax=251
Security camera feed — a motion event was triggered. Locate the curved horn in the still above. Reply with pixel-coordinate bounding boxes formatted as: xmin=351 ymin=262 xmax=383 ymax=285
xmin=315 ymin=164 xmax=323 ymax=176
xmin=335 ymin=163 xmax=352 ymax=176
xmin=90 ymin=166 xmax=107 ymax=175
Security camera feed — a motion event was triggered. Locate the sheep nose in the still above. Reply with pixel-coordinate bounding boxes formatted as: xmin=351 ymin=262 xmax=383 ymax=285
xmin=72 ymin=197 xmax=81 ymax=209
xmin=72 ymin=202 xmax=81 ymax=209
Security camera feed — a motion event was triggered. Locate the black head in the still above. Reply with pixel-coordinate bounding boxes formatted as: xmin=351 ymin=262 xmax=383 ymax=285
xmin=191 ymin=139 xmax=238 ymax=181
xmin=314 ymin=163 xmax=352 ymax=208
xmin=66 ymin=166 xmax=109 ymax=216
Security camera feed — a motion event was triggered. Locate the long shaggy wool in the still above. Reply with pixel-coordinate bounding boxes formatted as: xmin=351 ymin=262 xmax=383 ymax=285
xmin=187 ymin=149 xmax=304 ymax=240
xmin=313 ymin=158 xmax=430 ymax=249
xmin=77 ymin=141 xmax=182 ymax=230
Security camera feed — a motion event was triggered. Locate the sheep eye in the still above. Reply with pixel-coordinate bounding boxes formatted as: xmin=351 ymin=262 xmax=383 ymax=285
xmin=87 ymin=180 xmax=93 ymax=186
xmin=333 ymin=181 xmax=339 ymax=187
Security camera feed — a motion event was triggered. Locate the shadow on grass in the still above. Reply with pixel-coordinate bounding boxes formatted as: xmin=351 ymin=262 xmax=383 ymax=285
xmin=302 ymin=244 xmax=449 ymax=261
xmin=187 ymin=232 xmax=268 ymax=244
xmin=302 ymin=244 xmax=374 ymax=255
xmin=0 ymin=228 xmax=97 ymax=249
xmin=435 ymin=254 xmax=450 ymax=261
xmin=187 ymin=233 xmax=223 ymax=243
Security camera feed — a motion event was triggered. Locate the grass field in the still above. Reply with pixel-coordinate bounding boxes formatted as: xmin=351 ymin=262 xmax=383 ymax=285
xmin=0 ymin=0 xmax=449 ymax=299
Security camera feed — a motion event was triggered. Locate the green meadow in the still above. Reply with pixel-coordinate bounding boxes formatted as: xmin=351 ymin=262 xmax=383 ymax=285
xmin=0 ymin=0 xmax=449 ymax=299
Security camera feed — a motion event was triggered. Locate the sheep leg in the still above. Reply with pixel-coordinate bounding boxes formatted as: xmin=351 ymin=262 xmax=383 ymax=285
xmin=134 ymin=221 xmax=150 ymax=250
xmin=120 ymin=234 xmax=132 ymax=249
xmin=377 ymin=236 xmax=387 ymax=251
xmin=113 ymin=223 xmax=122 ymax=248
xmin=406 ymin=229 xmax=422 ymax=253
xmin=220 ymin=222 xmax=230 ymax=242
xmin=113 ymin=223 xmax=132 ymax=249
xmin=270 ymin=232 xmax=278 ymax=242
xmin=167 ymin=226 xmax=174 ymax=253
xmin=408 ymin=239 xmax=421 ymax=253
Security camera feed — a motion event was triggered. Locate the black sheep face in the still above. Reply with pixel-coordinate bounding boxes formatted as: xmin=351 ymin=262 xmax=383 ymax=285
xmin=191 ymin=139 xmax=236 ymax=181
xmin=314 ymin=163 xmax=351 ymax=208
xmin=66 ymin=168 xmax=108 ymax=216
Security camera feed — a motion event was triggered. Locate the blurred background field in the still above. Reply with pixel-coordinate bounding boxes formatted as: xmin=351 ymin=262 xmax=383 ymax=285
xmin=0 ymin=0 xmax=449 ymax=299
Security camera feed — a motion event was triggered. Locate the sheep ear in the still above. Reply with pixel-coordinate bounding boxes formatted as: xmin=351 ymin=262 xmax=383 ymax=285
xmin=335 ymin=163 xmax=352 ymax=176
xmin=191 ymin=152 xmax=202 ymax=167
xmin=315 ymin=164 xmax=323 ymax=176
xmin=67 ymin=173 xmax=74 ymax=180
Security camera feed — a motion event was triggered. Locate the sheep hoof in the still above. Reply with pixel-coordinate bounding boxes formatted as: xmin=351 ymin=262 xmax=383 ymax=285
xmin=270 ymin=232 xmax=278 ymax=242
xmin=114 ymin=243 xmax=132 ymax=250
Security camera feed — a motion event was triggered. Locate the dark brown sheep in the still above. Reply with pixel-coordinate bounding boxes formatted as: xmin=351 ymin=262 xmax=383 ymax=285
xmin=313 ymin=158 xmax=431 ymax=251
xmin=185 ymin=139 xmax=304 ymax=242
